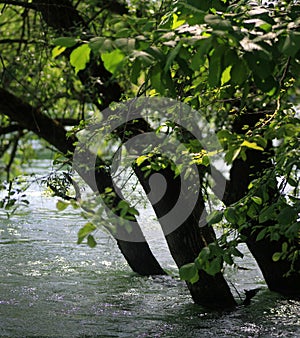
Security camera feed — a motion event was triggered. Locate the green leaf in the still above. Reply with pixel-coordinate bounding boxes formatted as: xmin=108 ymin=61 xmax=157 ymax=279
xmin=224 ymin=207 xmax=238 ymax=223
xmin=205 ymin=256 xmax=223 ymax=276
xmin=53 ymin=37 xmax=78 ymax=48
xmin=70 ymin=44 xmax=91 ymax=75
xmin=89 ymin=37 xmax=114 ymax=53
xmin=282 ymin=242 xmax=288 ymax=253
xmin=204 ymin=14 xmax=231 ymax=30
xmin=245 ymin=53 xmax=273 ymax=79
xmin=87 ymin=235 xmax=97 ymax=248
xmin=241 ymin=140 xmax=264 ymax=151
xmin=128 ymin=207 xmax=139 ymax=216
xmin=179 ymin=262 xmax=199 ymax=283
xmin=272 ymin=252 xmax=282 ymax=262
xmin=131 ymin=51 xmax=155 ymax=66
xmin=172 ymin=13 xmax=186 ymax=29
xmin=217 ymin=129 xmax=234 ymax=145
xmin=164 ymin=41 xmax=182 ymax=72
xmin=136 ymin=155 xmax=149 ymax=166
xmin=230 ymin=59 xmax=248 ymax=85
xmin=130 ymin=59 xmax=142 ymax=85
xmin=201 ymin=155 xmax=210 ymax=167
xmin=277 ymin=207 xmax=298 ymax=226
xmin=256 ymin=227 xmax=268 ymax=241
xmin=208 ymin=47 xmax=223 ymax=87
xmin=56 ymin=200 xmax=69 ymax=211
xmin=247 ymin=203 xmax=258 ymax=219
xmin=251 ymin=196 xmax=262 ymax=205
xmin=254 ymin=75 xmax=277 ymax=93
xmin=114 ymin=38 xmax=135 ymax=53
xmin=223 ymin=253 xmax=234 ymax=265
xmin=77 ymin=222 xmax=97 ymax=244
xmin=52 ymin=46 xmax=66 ymax=58
xmin=221 ymin=65 xmax=232 ymax=85
xmin=101 ymin=49 xmax=125 ymax=74
xmin=118 ymin=200 xmax=129 ymax=209
xmin=198 ymin=246 xmax=210 ymax=260
xmin=150 ymin=64 xmax=165 ymax=94
xmin=231 ymin=247 xmax=244 ymax=258
xmin=281 ymin=31 xmax=300 ymax=57
xmin=190 ymin=272 xmax=200 ymax=284
xmin=225 ymin=147 xmax=241 ymax=164
xmin=206 ymin=210 xmax=224 ymax=225
xmin=259 ymin=205 xmax=276 ymax=223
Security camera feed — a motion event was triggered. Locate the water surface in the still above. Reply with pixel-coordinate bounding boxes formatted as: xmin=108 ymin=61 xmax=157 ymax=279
xmin=0 ymin=159 xmax=299 ymax=337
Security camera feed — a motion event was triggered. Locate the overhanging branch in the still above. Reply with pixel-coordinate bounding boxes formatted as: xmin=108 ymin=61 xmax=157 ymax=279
xmin=0 ymin=87 xmax=76 ymax=155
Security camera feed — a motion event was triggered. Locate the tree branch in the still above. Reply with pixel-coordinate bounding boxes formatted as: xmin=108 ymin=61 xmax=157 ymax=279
xmin=0 ymin=39 xmax=29 ymax=44
xmin=0 ymin=1 xmax=36 ymax=10
xmin=0 ymin=87 xmax=76 ymax=155
xmin=0 ymin=124 xmax=23 ymax=135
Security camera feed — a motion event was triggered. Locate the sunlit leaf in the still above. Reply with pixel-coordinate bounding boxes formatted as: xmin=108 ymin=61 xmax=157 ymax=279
xmin=179 ymin=262 xmax=199 ymax=283
xmin=77 ymin=222 xmax=97 ymax=244
xmin=56 ymin=200 xmax=69 ymax=211
xmin=221 ymin=65 xmax=232 ymax=85
xmin=172 ymin=13 xmax=185 ymax=29
xmin=70 ymin=44 xmax=91 ymax=75
xmin=251 ymin=196 xmax=262 ymax=205
xmin=101 ymin=49 xmax=125 ymax=74
xmin=241 ymin=140 xmax=264 ymax=151
xmin=52 ymin=46 xmax=66 ymax=58
xmin=136 ymin=155 xmax=149 ymax=166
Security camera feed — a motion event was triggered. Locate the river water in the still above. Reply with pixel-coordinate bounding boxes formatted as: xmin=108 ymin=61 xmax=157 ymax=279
xmin=0 ymin=159 xmax=299 ymax=337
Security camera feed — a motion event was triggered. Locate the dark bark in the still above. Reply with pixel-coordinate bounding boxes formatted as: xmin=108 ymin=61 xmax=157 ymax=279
xmin=114 ymin=118 xmax=236 ymax=308
xmin=0 ymin=88 xmax=76 ymax=155
xmin=32 ymin=0 xmax=86 ymax=30
xmin=133 ymin=160 xmax=236 ymax=309
xmin=0 ymin=87 xmax=165 ymax=276
xmin=226 ymin=113 xmax=300 ymax=296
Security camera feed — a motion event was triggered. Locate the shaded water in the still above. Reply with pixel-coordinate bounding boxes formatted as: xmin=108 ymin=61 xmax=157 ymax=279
xmin=0 ymin=159 xmax=300 ymax=337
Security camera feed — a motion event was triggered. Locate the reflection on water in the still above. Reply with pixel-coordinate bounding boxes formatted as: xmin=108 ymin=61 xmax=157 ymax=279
xmin=0 ymin=159 xmax=299 ymax=337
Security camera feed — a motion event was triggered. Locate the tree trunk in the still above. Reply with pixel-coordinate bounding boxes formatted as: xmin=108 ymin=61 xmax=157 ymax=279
xmin=0 ymin=88 xmax=165 ymax=276
xmin=133 ymin=161 xmax=237 ymax=309
xmin=226 ymin=113 xmax=300 ymax=296
xmin=1 ymin=2 xmax=167 ymax=277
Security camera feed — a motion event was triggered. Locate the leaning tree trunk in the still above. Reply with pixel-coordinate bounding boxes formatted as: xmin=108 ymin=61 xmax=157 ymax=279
xmin=12 ymin=0 xmax=166 ymax=276
xmin=226 ymin=113 xmax=300 ymax=296
xmin=133 ymin=160 xmax=236 ymax=309
xmin=0 ymin=88 xmax=165 ymax=276
xmin=113 ymin=117 xmax=236 ymax=309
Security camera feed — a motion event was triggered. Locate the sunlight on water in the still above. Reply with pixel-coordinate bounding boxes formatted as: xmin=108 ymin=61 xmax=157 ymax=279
xmin=0 ymin=159 xmax=299 ymax=337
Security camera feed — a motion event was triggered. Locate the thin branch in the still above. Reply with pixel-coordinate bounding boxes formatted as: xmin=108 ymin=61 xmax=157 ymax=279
xmin=0 ymin=138 xmax=13 ymax=158
xmin=0 ymin=124 xmax=23 ymax=135
xmin=6 ymin=131 xmax=22 ymax=181
xmin=0 ymin=38 xmax=29 ymax=44
xmin=0 ymin=1 xmax=36 ymax=10
xmin=0 ymin=87 xmax=76 ymax=155
xmin=56 ymin=118 xmax=80 ymax=126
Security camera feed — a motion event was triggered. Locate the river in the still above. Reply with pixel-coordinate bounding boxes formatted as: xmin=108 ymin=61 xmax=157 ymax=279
xmin=0 ymin=158 xmax=299 ymax=337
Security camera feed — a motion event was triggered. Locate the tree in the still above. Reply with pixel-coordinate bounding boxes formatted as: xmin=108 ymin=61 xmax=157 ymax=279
xmin=0 ymin=0 xmax=299 ymax=309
